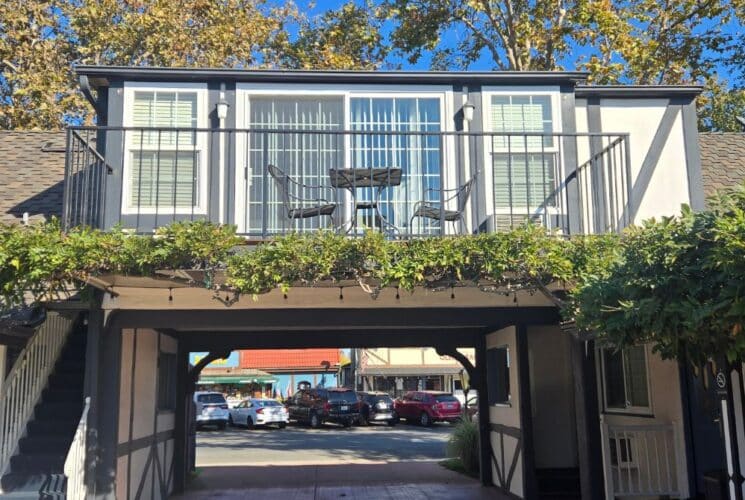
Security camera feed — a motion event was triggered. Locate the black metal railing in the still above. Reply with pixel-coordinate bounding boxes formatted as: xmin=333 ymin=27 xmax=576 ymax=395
xmin=62 ymin=126 xmax=631 ymax=238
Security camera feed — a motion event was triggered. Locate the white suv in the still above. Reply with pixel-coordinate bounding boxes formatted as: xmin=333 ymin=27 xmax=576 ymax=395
xmin=194 ymin=391 xmax=229 ymax=430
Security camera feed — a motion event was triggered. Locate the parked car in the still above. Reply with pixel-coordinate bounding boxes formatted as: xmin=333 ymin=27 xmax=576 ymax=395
xmin=228 ymin=398 xmax=289 ymax=429
xmin=286 ymin=387 xmax=359 ymax=428
xmin=357 ymin=391 xmax=397 ymax=426
xmin=194 ymin=391 xmax=229 ymax=430
xmin=394 ymin=391 xmax=461 ymax=426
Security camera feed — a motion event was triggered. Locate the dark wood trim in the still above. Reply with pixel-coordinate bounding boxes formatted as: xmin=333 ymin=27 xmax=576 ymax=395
xmin=117 ymin=430 xmax=175 ymax=457
xmin=172 ymin=345 xmax=190 ymax=495
xmin=125 ymin=331 xmax=137 ymax=500
xmin=516 ymin=324 xmax=537 ymax=499
xmin=475 ymin=335 xmax=492 ymax=486
xmin=571 ymin=338 xmax=604 ymax=500
xmin=92 ymin=321 xmax=122 ymax=499
xmin=84 ymin=300 xmax=104 ymax=499
xmin=489 ymin=423 xmax=521 ymax=439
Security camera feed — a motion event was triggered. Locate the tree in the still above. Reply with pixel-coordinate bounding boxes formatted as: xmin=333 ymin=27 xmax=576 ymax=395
xmin=0 ymin=1 xmax=83 ymax=129
xmin=384 ymin=0 xmax=582 ymax=70
xmin=275 ymin=1 xmax=388 ymax=70
xmin=697 ymin=78 xmax=745 ymax=131
xmin=572 ymin=185 xmax=745 ymax=365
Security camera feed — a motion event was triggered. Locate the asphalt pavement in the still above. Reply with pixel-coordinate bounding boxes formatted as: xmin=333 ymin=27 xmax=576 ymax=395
xmin=174 ymin=421 xmax=509 ymax=499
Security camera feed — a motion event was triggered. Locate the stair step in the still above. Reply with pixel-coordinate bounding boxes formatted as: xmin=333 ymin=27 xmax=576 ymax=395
xmin=41 ymin=387 xmax=83 ymax=404
xmin=35 ymin=401 xmax=83 ymax=420
xmin=27 ymin=419 xmax=77 ymax=437
xmin=10 ymin=454 xmax=65 ymax=474
xmin=19 ymin=436 xmax=72 ymax=454
xmin=47 ymin=372 xmax=84 ymax=390
xmin=1 ymin=473 xmax=66 ymax=497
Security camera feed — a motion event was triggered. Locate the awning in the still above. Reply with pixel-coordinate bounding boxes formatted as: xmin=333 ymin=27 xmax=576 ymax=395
xmin=358 ymin=366 xmax=464 ymax=376
xmin=197 ymin=375 xmax=278 ymax=385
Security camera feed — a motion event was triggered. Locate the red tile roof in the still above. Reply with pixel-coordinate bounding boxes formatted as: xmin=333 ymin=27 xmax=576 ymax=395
xmin=240 ymin=349 xmax=340 ymax=371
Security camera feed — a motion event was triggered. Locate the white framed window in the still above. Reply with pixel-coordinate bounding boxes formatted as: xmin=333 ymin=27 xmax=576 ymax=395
xmin=600 ymin=345 xmax=652 ymax=414
xmin=482 ymin=88 xmax=562 ymax=224
xmin=122 ymin=83 xmax=209 ymax=214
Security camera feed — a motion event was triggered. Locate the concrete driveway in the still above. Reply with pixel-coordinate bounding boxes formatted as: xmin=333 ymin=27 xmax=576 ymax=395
xmin=173 ymin=422 xmax=509 ymax=499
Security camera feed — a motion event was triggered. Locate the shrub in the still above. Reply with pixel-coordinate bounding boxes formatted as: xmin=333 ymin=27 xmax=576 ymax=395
xmin=446 ymin=418 xmax=479 ymax=474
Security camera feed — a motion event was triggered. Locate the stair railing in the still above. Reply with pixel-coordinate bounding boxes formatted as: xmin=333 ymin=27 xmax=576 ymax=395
xmin=0 ymin=311 xmax=76 ymax=478
xmin=64 ymin=396 xmax=90 ymax=500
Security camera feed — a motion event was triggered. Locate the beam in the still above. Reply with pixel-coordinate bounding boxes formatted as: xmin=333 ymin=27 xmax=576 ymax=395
xmin=109 ymin=307 xmax=561 ymax=332
xmin=179 ymin=328 xmax=486 ymax=351
xmin=516 ymin=324 xmax=537 ymax=499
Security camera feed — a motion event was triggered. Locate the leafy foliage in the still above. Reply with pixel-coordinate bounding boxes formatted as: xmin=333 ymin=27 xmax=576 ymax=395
xmin=446 ymin=418 xmax=479 ymax=474
xmin=572 ymin=185 xmax=745 ymax=364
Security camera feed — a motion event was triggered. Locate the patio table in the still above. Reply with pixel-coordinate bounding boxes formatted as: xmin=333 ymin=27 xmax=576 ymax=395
xmin=328 ymin=167 xmax=402 ymax=233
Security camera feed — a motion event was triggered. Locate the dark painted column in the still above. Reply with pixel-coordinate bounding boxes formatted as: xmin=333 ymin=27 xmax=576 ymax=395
xmin=474 ymin=334 xmax=493 ymax=486
xmin=172 ymin=342 xmax=191 ymax=494
xmin=91 ymin=318 xmax=122 ymax=499
xmin=516 ymin=325 xmax=537 ymax=499
xmin=570 ymin=337 xmax=604 ymax=499
xmin=83 ymin=302 xmax=104 ymax=498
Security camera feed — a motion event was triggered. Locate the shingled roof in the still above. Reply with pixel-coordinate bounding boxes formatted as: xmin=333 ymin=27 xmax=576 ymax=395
xmin=0 ymin=131 xmax=67 ymax=224
xmin=698 ymin=132 xmax=745 ymax=200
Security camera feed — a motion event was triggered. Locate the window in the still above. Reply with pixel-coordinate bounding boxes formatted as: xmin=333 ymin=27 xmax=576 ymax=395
xmin=124 ymin=87 xmax=206 ymax=213
xmin=488 ymin=94 xmax=557 ymax=211
xmin=157 ymin=352 xmax=177 ymax=411
xmin=487 ymin=346 xmax=510 ymax=405
xmin=602 ymin=345 xmax=651 ymax=413
xmin=350 ymin=97 xmax=442 ymax=234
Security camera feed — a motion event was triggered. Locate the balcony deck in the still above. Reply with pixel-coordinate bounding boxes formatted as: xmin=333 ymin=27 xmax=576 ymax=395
xmin=63 ymin=127 xmax=631 ymax=239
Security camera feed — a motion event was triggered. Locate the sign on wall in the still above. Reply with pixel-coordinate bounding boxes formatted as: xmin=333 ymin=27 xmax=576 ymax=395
xmin=189 ymin=351 xmax=239 ymax=368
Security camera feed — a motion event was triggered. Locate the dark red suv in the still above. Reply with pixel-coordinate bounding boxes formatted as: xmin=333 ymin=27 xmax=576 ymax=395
xmin=394 ymin=391 xmax=461 ymax=426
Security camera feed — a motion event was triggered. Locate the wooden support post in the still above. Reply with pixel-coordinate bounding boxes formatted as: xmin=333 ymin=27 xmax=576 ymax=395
xmin=172 ymin=343 xmax=190 ymax=494
xmin=474 ymin=335 xmax=493 ymax=486
xmin=516 ymin=325 xmax=537 ymax=499
xmin=570 ymin=337 xmax=604 ymax=500
xmin=91 ymin=320 xmax=122 ymax=499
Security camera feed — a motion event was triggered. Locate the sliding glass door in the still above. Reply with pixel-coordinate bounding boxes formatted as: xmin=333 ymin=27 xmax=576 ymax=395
xmin=243 ymin=96 xmax=344 ymax=234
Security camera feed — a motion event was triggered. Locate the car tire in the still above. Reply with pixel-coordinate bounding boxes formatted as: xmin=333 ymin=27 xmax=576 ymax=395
xmin=246 ymin=417 xmax=254 ymax=429
xmin=217 ymin=422 xmax=226 ymax=430
xmin=309 ymin=413 xmax=321 ymax=429
xmin=387 ymin=419 xmax=397 ymax=427
xmin=278 ymin=422 xmax=287 ymax=429
xmin=420 ymin=412 xmax=432 ymax=427
xmin=343 ymin=419 xmax=352 ymax=428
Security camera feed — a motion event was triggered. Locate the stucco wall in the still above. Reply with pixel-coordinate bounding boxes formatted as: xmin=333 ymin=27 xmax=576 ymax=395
xmin=486 ymin=326 xmax=524 ymax=498
xmin=116 ymin=329 xmax=177 ymax=500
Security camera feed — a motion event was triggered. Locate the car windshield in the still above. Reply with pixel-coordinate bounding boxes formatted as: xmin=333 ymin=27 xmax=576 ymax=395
xmin=197 ymin=394 xmax=226 ymax=404
xmin=255 ymin=400 xmax=281 ymax=407
xmin=328 ymin=391 xmax=357 ymax=403
xmin=434 ymin=395 xmax=459 ymax=403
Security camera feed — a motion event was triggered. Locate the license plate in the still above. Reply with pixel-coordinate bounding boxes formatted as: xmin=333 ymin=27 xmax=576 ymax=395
xmin=378 ymin=403 xmax=388 ymax=409
xmin=341 ymin=405 xmax=349 ymax=411
xmin=446 ymin=404 xmax=454 ymax=409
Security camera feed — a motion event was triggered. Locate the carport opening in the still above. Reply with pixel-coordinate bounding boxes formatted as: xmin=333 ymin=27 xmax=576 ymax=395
xmin=183 ymin=346 xmax=481 ymax=495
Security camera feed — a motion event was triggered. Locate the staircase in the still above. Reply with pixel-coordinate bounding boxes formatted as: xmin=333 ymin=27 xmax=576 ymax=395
xmin=1 ymin=322 xmax=87 ymax=499
xmin=536 ymin=468 xmax=581 ymax=499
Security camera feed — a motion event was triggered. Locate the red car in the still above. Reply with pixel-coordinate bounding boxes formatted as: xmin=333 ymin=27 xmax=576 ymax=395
xmin=394 ymin=391 xmax=462 ymax=426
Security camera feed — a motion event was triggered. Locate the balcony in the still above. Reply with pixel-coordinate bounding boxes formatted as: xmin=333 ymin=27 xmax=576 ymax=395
xmin=63 ymin=127 xmax=631 ymax=238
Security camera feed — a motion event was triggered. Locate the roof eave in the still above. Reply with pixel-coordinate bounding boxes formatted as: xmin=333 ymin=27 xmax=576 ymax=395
xmin=576 ymin=85 xmax=704 ymax=98
xmin=74 ymin=65 xmax=590 ymax=88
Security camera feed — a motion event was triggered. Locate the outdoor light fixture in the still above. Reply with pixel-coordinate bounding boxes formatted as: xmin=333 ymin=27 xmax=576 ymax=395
xmin=216 ymin=99 xmax=229 ymax=121
xmin=462 ymin=101 xmax=476 ymax=122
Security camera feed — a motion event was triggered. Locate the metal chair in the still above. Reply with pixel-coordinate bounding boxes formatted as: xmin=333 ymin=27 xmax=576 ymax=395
xmin=409 ymin=171 xmax=479 ymax=235
xmin=267 ymin=164 xmax=338 ymax=229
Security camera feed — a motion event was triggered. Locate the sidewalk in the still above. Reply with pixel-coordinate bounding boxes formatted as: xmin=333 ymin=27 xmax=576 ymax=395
xmin=173 ymin=462 xmax=509 ymax=499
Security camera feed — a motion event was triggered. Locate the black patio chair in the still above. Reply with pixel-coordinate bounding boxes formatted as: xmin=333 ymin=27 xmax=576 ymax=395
xmin=267 ymin=164 xmax=339 ymax=229
xmin=409 ymin=171 xmax=479 ymax=235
